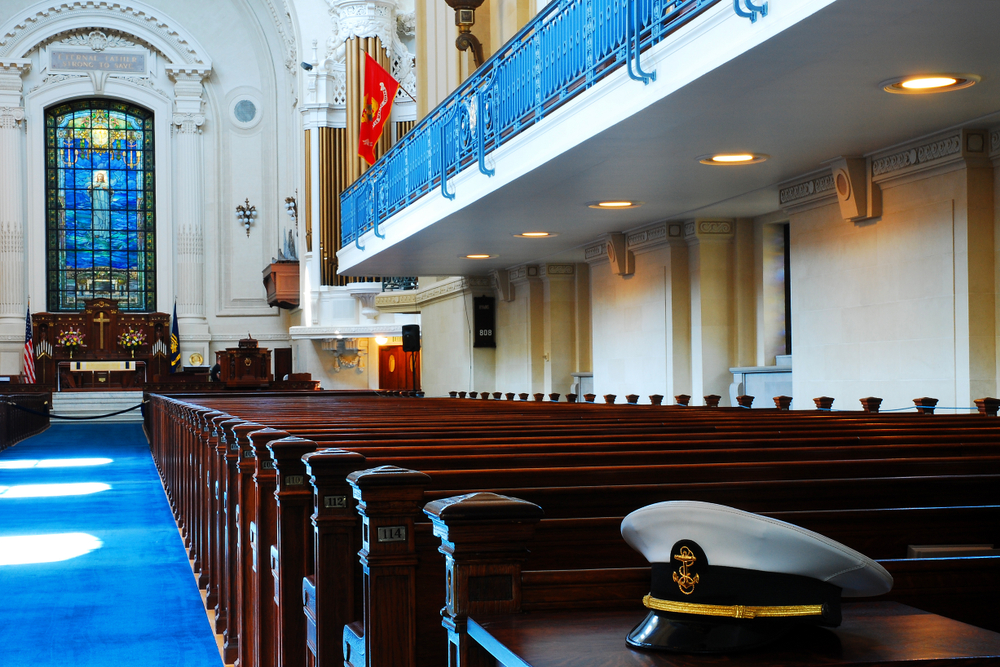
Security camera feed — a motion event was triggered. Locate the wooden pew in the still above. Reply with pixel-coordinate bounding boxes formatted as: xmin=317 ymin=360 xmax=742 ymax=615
xmin=424 ymin=492 xmax=1000 ymax=667
xmin=145 ymin=394 xmax=1000 ymax=667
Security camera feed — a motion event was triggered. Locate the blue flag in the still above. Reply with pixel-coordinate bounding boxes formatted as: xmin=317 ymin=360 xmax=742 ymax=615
xmin=170 ymin=302 xmax=181 ymax=373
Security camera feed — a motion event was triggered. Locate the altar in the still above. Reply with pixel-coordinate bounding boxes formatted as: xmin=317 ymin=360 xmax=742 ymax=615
xmin=31 ymin=299 xmax=171 ymax=390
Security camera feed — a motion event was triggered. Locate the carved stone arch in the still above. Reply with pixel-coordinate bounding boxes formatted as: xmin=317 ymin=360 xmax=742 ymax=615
xmin=34 ymin=26 xmax=171 ymax=64
xmin=0 ymin=0 xmax=213 ymax=68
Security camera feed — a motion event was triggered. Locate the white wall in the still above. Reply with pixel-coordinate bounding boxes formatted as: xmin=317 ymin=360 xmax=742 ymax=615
xmin=590 ymin=246 xmax=670 ymax=401
xmin=789 ymin=165 xmax=994 ymax=410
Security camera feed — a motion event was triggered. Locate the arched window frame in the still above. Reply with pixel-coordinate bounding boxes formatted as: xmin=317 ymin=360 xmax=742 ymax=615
xmin=44 ymin=98 xmax=156 ymax=312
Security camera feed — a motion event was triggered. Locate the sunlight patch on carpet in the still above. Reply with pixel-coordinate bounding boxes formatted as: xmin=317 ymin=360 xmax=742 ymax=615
xmin=0 ymin=458 xmax=114 ymax=469
xmin=0 ymin=532 xmax=104 ymax=565
xmin=0 ymin=482 xmax=112 ymax=498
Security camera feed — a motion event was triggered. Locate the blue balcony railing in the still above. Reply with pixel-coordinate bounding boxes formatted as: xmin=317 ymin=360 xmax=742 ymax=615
xmin=342 ymin=0 xmax=746 ymax=250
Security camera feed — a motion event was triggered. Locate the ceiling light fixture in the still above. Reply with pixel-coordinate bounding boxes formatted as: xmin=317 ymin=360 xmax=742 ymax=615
xmin=513 ymin=231 xmax=558 ymax=238
xmin=586 ymin=201 xmax=643 ymax=209
xmin=881 ymin=74 xmax=979 ymax=94
xmin=698 ymin=153 xmax=769 ymax=165
xmin=464 ymin=253 xmax=495 ymax=259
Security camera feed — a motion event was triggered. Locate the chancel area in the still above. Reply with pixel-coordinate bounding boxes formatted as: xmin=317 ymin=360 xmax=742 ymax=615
xmin=1 ymin=0 xmax=1000 ymax=665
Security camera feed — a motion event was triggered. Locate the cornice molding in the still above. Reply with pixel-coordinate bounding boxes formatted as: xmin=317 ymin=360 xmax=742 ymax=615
xmin=211 ymin=333 xmax=291 ymax=342
xmin=374 ymin=292 xmax=417 ymax=312
xmin=508 ymin=265 xmax=539 ymax=284
xmin=583 ymin=241 xmax=607 ymax=265
xmin=779 ymin=170 xmax=835 ymax=211
xmin=871 ymin=133 xmax=961 ymax=178
xmin=289 ymin=324 xmax=403 ymax=339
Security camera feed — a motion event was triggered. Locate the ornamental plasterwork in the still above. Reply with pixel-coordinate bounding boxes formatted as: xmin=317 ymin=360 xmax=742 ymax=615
xmin=327 ymin=0 xmax=396 ymax=56
xmin=28 ymin=72 xmax=77 ymax=93
xmin=59 ymin=30 xmax=135 ymax=51
xmin=626 ymin=223 xmax=668 ymax=252
xmin=871 ymin=133 xmax=961 ymax=177
xmin=374 ymin=292 xmax=418 ymax=308
xmin=779 ymin=172 xmax=835 ymax=205
xmin=693 ymin=220 xmax=733 ymax=235
xmin=540 ymin=264 xmax=574 ymax=276
xmin=683 ymin=220 xmax=734 ymax=242
xmin=262 ymin=0 xmax=297 ymax=72
xmin=120 ymin=75 xmax=167 ymax=97
xmin=508 ymin=265 xmax=538 ymax=281
xmin=324 ymin=0 xmax=418 ymax=104
xmin=584 ymin=242 xmax=607 ymax=261
xmin=0 ymin=105 xmax=25 ymax=128
xmin=397 ymin=12 xmax=416 ymax=36
xmin=0 ymin=2 xmax=207 ymax=65
xmin=171 ymin=113 xmax=206 ymax=135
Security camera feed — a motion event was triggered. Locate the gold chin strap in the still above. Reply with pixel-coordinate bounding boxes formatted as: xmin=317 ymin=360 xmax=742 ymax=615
xmin=643 ymin=594 xmax=825 ymax=620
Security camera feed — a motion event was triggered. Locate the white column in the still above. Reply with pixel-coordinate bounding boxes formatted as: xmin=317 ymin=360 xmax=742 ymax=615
xmin=0 ymin=60 xmax=30 ymax=374
xmin=0 ymin=61 xmax=30 ymax=324
xmin=167 ymin=67 xmax=210 ymax=323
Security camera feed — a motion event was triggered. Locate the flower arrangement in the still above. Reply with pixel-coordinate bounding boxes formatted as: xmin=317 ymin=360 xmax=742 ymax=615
xmin=57 ymin=328 xmax=85 ymax=348
xmin=118 ymin=326 xmax=146 ymax=349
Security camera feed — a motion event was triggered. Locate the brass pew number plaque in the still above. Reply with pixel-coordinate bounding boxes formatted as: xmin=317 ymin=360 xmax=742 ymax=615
xmin=377 ymin=526 xmax=407 ymax=543
xmin=324 ymin=495 xmax=347 ymax=509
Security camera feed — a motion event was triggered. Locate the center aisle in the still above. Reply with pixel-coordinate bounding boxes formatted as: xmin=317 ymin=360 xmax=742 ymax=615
xmin=0 ymin=422 xmax=223 ymax=667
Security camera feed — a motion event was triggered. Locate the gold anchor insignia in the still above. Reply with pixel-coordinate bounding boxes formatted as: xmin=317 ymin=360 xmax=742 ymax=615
xmin=672 ymin=546 xmax=700 ymax=595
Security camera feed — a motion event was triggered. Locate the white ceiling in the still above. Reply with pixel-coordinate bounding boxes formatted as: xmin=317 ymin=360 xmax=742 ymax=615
xmin=341 ymin=0 xmax=1000 ymax=277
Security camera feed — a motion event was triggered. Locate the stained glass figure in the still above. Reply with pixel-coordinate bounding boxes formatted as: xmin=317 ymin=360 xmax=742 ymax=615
xmin=45 ymin=99 xmax=155 ymax=312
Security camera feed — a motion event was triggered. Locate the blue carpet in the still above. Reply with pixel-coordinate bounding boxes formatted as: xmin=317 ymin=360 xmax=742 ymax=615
xmin=0 ymin=423 xmax=223 ymax=667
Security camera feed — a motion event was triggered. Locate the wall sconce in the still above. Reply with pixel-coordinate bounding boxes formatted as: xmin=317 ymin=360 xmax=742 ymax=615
xmin=443 ymin=0 xmax=485 ymax=67
xmin=236 ymin=198 xmax=257 ymax=237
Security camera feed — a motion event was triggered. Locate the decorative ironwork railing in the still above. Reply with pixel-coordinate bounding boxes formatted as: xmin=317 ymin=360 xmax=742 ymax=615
xmin=342 ymin=0 xmax=764 ymax=249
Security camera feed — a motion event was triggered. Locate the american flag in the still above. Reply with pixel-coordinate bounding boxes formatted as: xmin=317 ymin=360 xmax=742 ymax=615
xmin=22 ymin=306 xmax=35 ymax=384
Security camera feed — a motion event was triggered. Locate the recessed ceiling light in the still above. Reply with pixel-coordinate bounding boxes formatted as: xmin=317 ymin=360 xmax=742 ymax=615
xmin=513 ymin=231 xmax=558 ymax=238
xmin=463 ymin=254 xmax=496 ymax=259
xmin=586 ymin=201 xmax=643 ymax=209
xmin=698 ymin=153 xmax=769 ymax=165
xmin=881 ymin=74 xmax=979 ymax=94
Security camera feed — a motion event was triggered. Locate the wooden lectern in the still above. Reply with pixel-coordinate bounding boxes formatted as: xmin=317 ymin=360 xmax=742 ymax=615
xmin=216 ymin=335 xmax=272 ymax=388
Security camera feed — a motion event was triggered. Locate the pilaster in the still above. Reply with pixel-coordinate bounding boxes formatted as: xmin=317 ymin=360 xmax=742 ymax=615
xmin=168 ymin=67 xmax=211 ymax=364
xmin=0 ymin=60 xmax=30 ymax=374
xmin=685 ymin=219 xmax=736 ymax=405
xmin=508 ymin=265 xmax=545 ymax=393
xmin=539 ymin=263 xmax=576 ymax=395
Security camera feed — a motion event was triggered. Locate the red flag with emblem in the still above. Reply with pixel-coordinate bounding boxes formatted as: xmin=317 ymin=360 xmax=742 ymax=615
xmin=358 ymin=53 xmax=400 ymax=166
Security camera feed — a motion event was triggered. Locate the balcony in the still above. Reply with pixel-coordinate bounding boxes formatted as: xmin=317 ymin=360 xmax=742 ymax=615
xmin=337 ymin=0 xmax=1000 ymax=277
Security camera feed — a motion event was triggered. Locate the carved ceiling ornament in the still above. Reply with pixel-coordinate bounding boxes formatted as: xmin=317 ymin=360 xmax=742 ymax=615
xmin=323 ymin=0 xmax=417 ymax=103
xmin=0 ymin=1 xmax=211 ymax=68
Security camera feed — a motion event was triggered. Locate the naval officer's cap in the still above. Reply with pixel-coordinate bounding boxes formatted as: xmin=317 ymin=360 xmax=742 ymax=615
xmin=621 ymin=501 xmax=893 ymax=653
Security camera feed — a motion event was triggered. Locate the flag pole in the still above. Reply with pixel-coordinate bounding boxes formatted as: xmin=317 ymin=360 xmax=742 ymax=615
xmin=397 ymin=87 xmax=417 ymax=105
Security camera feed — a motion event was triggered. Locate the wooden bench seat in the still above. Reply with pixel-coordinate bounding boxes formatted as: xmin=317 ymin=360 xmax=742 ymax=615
xmin=142 ymin=393 xmax=1000 ymax=667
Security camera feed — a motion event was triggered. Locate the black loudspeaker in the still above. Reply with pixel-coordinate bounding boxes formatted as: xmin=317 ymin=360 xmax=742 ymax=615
xmin=402 ymin=324 xmax=420 ymax=352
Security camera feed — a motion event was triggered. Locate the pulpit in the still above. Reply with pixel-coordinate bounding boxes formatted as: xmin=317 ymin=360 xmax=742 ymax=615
xmin=217 ymin=336 xmax=272 ymax=388
xmin=31 ymin=299 xmax=170 ymax=389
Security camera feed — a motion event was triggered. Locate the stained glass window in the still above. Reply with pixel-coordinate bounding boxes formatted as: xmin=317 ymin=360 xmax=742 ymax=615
xmin=45 ymin=99 xmax=155 ymax=312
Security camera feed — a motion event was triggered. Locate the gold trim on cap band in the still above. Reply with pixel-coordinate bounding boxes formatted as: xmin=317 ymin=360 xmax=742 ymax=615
xmin=643 ymin=595 xmax=825 ymax=619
